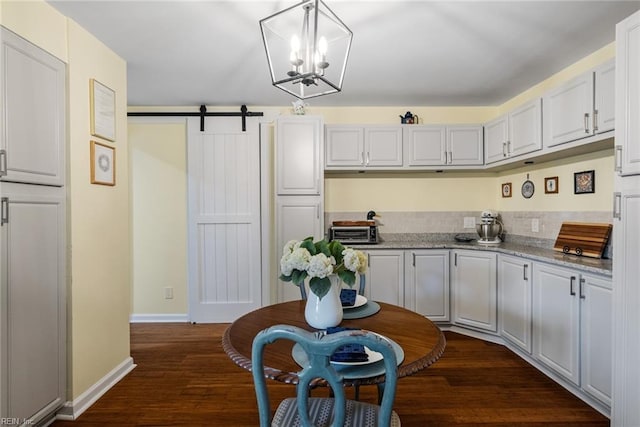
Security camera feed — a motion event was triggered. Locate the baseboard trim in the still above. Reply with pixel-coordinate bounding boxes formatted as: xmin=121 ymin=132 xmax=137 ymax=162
xmin=129 ymin=313 xmax=190 ymax=323
xmin=55 ymin=357 xmax=136 ymax=421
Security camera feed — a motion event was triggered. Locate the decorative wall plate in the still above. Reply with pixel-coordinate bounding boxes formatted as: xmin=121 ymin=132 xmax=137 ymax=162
xmin=521 ymin=175 xmax=535 ymax=199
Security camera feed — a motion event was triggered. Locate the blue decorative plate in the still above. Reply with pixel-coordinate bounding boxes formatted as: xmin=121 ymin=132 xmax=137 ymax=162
xmin=291 ymin=332 xmax=404 ymax=379
xmin=342 ymin=301 xmax=381 ymax=319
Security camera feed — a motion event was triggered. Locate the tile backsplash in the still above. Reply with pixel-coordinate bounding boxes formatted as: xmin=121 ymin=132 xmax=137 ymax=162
xmin=326 ymin=210 xmax=613 ymax=254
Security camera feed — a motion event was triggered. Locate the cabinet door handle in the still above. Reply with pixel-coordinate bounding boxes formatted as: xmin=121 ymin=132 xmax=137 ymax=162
xmin=584 ymin=113 xmax=590 ymax=134
xmin=593 ymin=109 xmax=599 ymax=132
xmin=615 ymin=145 xmax=623 ymax=172
xmin=454 ymin=252 xmax=458 ymax=267
xmin=507 ymin=140 xmax=511 ymax=155
xmin=523 ymin=264 xmax=528 ymax=281
xmin=570 ymin=276 xmax=576 ymax=296
xmin=1 ymin=197 xmax=8 ymax=226
xmin=365 ymin=152 xmax=370 ymax=166
xmin=412 ymin=252 xmax=416 ymax=267
xmin=613 ymin=192 xmax=622 ymax=220
xmin=579 ymin=277 xmax=586 ymax=299
xmin=0 ymin=149 xmax=6 ymax=177
xmin=502 ymin=142 xmax=507 ymax=157
xmin=360 ymin=152 xmax=364 ymax=165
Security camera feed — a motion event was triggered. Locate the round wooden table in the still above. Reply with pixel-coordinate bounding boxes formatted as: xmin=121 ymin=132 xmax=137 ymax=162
xmin=222 ymin=300 xmax=446 ymax=387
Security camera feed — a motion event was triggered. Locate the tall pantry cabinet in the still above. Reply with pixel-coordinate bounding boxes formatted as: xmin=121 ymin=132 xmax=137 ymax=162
xmin=612 ymin=10 xmax=640 ymax=427
xmin=0 ymin=27 xmax=67 ymax=424
xmin=274 ymin=116 xmax=324 ymax=302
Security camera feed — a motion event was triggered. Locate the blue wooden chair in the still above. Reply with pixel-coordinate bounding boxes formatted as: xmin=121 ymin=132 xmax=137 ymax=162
xmin=251 ymin=324 xmax=401 ymax=427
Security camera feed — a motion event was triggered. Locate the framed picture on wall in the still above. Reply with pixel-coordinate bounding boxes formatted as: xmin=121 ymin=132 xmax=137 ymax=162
xmin=90 ymin=140 xmax=116 ymax=186
xmin=90 ymin=78 xmax=116 ymax=142
xmin=574 ymin=170 xmax=595 ymax=194
xmin=501 ymin=182 xmax=512 ymax=198
xmin=545 ymin=176 xmax=559 ymax=194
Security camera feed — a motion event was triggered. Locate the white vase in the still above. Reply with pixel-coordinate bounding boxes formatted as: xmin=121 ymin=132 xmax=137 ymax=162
xmin=304 ymin=276 xmax=343 ymax=329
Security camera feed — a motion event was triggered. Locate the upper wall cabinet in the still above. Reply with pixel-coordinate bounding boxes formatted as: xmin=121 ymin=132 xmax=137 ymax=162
xmin=325 ymin=125 xmax=402 ymax=169
xmin=0 ymin=27 xmax=65 ymax=186
xmin=594 ymin=60 xmax=615 ymax=134
xmin=404 ymin=124 xmax=483 ymax=167
xmin=543 ymin=60 xmax=614 ymax=148
xmin=616 ymin=15 xmax=640 ymax=176
xmin=276 ymin=116 xmax=323 ymax=195
xmin=485 ymin=98 xmax=542 ymax=165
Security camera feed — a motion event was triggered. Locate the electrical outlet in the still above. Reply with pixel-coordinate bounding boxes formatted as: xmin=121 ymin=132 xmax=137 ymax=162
xmin=463 ymin=217 xmax=476 ymax=229
xmin=532 ymin=218 xmax=540 ymax=233
xmin=164 ymin=287 xmax=174 ymax=299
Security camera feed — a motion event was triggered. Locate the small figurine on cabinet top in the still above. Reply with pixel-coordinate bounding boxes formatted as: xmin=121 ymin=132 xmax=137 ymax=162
xmin=399 ymin=111 xmax=419 ymax=124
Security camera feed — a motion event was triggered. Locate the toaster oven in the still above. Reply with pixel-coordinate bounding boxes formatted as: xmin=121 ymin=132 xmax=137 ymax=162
xmin=328 ymin=225 xmax=379 ymax=244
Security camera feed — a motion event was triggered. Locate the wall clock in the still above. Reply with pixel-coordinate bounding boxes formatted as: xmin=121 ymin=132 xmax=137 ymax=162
xmin=521 ymin=174 xmax=535 ymax=198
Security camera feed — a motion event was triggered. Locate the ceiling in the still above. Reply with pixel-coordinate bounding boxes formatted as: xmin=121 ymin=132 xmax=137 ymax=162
xmin=47 ymin=0 xmax=640 ymax=107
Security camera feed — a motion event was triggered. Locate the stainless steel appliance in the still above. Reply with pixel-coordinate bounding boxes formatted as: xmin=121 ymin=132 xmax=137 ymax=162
xmin=476 ymin=210 xmax=503 ymax=244
xmin=329 ymin=222 xmax=379 ymax=244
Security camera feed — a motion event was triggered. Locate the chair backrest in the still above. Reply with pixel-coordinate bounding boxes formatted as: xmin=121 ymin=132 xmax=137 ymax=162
xmin=251 ymin=324 xmax=398 ymax=427
xmin=299 ymin=273 xmax=366 ymax=300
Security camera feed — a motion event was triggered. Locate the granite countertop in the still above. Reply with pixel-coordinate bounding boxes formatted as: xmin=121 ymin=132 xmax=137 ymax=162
xmin=352 ymin=233 xmax=613 ymax=277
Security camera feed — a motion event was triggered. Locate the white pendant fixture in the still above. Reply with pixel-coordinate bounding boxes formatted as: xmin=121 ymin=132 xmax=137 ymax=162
xmin=259 ymin=0 xmax=353 ymax=99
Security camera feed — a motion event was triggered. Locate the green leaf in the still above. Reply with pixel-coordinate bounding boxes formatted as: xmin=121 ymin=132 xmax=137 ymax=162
xmin=338 ymin=270 xmax=356 ymax=287
xmin=328 ymin=240 xmax=345 ymax=262
xmin=300 ymin=238 xmax=316 ymax=255
xmin=291 ymin=269 xmax=308 ymax=287
xmin=315 ymin=239 xmax=331 ymax=257
xmin=309 ymin=276 xmax=331 ymax=299
xmin=279 ymin=274 xmax=293 ymax=282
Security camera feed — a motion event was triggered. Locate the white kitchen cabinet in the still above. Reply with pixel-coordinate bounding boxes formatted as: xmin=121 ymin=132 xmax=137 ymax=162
xmin=276 ymin=116 xmax=322 ymax=195
xmin=532 ymin=263 xmax=581 ymax=385
xmin=451 ymin=250 xmax=497 ymax=332
xmin=543 ymin=72 xmax=594 ymax=147
xmin=276 ymin=196 xmax=324 ymax=302
xmin=580 ymin=273 xmax=612 ymax=406
xmin=404 ymin=124 xmax=483 ymax=166
xmin=403 ymin=125 xmax=447 ymax=166
xmin=509 ymin=98 xmax=542 ymax=158
xmin=404 ymin=250 xmax=450 ymax=322
xmin=0 ymin=27 xmax=65 ymax=187
xmin=364 ymin=250 xmax=404 ymax=306
xmin=594 ymin=59 xmax=615 ymax=134
xmin=485 ymin=99 xmax=542 ymax=165
xmin=615 ymin=15 xmax=640 ymax=177
xmin=0 ymin=183 xmax=66 ymax=423
xmin=543 ymin=61 xmax=614 ymax=148
xmin=364 ymin=126 xmax=403 ymax=166
xmin=325 ymin=125 xmax=363 ymax=167
xmin=613 ymin=12 xmax=640 ymax=425
xmin=446 ymin=125 xmax=484 ymax=165
xmin=325 ymin=125 xmax=402 ymax=168
xmin=484 ymin=115 xmax=509 ymax=164
xmin=498 ymin=255 xmax=532 ymax=354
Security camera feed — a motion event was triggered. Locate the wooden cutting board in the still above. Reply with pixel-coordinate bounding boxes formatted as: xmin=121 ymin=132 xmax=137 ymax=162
xmin=553 ymin=222 xmax=612 ymax=258
xmin=332 ymin=220 xmax=376 ymax=226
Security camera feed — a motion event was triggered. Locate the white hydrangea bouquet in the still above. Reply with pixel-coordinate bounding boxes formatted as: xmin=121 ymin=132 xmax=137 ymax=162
xmin=280 ymin=237 xmax=367 ymax=299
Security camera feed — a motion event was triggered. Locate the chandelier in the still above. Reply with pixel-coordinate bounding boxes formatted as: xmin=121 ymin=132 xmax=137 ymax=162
xmin=259 ymin=0 xmax=353 ymax=99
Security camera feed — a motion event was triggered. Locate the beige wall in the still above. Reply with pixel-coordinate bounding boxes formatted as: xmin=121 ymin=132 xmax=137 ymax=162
xmin=2 ymin=1 xmax=131 ymax=403
xmin=129 ymin=121 xmax=188 ymax=315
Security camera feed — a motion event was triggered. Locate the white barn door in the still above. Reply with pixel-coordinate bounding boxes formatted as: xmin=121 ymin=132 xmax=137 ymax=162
xmin=187 ymin=117 xmax=262 ymax=322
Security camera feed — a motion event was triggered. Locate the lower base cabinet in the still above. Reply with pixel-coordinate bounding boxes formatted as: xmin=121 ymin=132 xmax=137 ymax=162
xmin=451 ymin=250 xmax=497 ymax=332
xmin=364 ymin=249 xmax=449 ymax=322
xmin=405 ymin=250 xmax=450 ymax=321
xmin=364 ymin=250 xmax=404 ymax=306
xmin=499 ymin=255 xmax=533 ymax=353
xmin=533 ymin=262 xmax=612 ymax=405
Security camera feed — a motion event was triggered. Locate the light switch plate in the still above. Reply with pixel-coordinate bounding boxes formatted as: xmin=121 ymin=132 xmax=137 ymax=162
xmin=532 ymin=218 xmax=540 ymax=233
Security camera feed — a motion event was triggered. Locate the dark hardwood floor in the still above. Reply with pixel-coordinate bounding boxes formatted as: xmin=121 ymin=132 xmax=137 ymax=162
xmin=52 ymin=323 xmax=609 ymax=426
